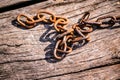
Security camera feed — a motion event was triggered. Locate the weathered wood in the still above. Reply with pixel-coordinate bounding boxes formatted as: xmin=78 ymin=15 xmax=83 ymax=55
xmin=0 ymin=0 xmax=120 ymax=80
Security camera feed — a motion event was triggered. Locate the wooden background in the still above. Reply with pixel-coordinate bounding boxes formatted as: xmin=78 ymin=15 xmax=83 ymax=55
xmin=0 ymin=0 xmax=120 ymax=80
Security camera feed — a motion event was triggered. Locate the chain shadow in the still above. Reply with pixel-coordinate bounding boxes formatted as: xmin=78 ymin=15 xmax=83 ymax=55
xmin=39 ymin=24 xmax=64 ymax=63
xmin=12 ymin=19 xmax=46 ymax=30
xmin=12 ymin=19 xmax=28 ymax=30
xmin=40 ymin=24 xmax=91 ymax=63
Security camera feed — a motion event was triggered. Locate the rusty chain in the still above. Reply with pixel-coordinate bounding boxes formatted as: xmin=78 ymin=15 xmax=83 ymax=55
xmin=16 ymin=10 xmax=120 ymax=60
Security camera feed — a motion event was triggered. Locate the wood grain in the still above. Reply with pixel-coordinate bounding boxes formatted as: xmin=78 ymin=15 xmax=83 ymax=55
xmin=0 ymin=0 xmax=120 ymax=80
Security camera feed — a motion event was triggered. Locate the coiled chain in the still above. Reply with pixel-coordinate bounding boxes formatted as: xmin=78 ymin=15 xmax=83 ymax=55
xmin=16 ymin=10 xmax=120 ymax=60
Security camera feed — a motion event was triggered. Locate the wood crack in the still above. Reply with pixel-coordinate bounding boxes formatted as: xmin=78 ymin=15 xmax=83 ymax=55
xmin=0 ymin=58 xmax=44 ymax=65
xmin=0 ymin=0 xmax=47 ymax=13
xmin=0 ymin=44 xmax=23 ymax=47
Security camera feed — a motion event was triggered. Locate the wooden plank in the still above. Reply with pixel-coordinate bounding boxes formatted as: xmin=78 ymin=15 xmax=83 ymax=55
xmin=0 ymin=0 xmax=120 ymax=80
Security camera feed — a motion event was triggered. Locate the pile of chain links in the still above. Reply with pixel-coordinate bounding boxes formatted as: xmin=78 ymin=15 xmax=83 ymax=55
xmin=16 ymin=10 xmax=120 ymax=60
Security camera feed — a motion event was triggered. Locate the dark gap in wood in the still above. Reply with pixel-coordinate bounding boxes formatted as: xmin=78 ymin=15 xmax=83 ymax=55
xmin=0 ymin=0 xmax=47 ymax=13
xmin=36 ymin=61 xmax=120 ymax=79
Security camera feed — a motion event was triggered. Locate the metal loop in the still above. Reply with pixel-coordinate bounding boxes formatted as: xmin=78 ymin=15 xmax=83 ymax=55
xmin=37 ymin=10 xmax=56 ymax=23
xmin=50 ymin=16 xmax=69 ymax=24
xmin=17 ymin=14 xmax=35 ymax=29
xmin=96 ymin=15 xmax=116 ymax=28
xmin=54 ymin=19 xmax=68 ymax=32
xmin=26 ymin=15 xmax=44 ymax=24
xmin=54 ymin=39 xmax=67 ymax=60
xmin=79 ymin=11 xmax=90 ymax=24
xmin=72 ymin=23 xmax=93 ymax=33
